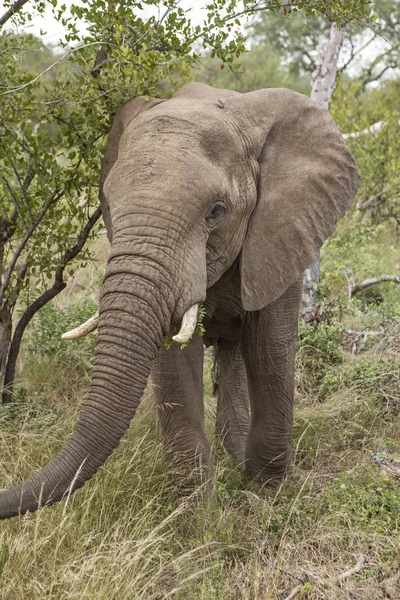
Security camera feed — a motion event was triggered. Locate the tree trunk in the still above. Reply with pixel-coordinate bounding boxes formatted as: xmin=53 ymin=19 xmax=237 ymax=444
xmin=0 ymin=304 xmax=12 ymax=397
xmin=301 ymin=22 xmax=346 ymax=320
xmin=0 ymin=207 xmax=101 ymax=403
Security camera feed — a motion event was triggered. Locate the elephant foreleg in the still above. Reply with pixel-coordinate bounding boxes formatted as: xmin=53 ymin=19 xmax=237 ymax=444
xmin=242 ymin=277 xmax=302 ymax=481
xmin=215 ymin=340 xmax=249 ymax=463
xmin=151 ymin=335 xmax=212 ymax=480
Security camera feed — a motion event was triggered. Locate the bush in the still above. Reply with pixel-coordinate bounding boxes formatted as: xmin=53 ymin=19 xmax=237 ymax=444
xmin=298 ymin=321 xmax=345 ymax=364
xmin=26 ymin=299 xmax=98 ymax=373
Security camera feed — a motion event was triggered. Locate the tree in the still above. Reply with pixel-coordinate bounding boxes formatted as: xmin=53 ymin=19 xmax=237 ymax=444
xmin=249 ymin=0 xmax=400 ymax=88
xmin=247 ymin=1 xmax=399 ymax=319
xmin=0 ymin=0 xmax=375 ymax=402
xmin=195 ymin=42 xmax=310 ymax=93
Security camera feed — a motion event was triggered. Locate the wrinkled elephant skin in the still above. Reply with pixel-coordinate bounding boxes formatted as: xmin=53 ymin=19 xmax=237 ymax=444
xmin=0 ymin=83 xmax=359 ymax=519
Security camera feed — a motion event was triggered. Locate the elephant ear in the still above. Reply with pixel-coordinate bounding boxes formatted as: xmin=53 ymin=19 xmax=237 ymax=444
xmin=237 ymin=88 xmax=359 ymax=311
xmin=99 ymin=96 xmax=166 ymax=240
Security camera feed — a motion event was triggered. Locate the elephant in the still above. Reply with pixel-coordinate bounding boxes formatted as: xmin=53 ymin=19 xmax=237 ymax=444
xmin=0 ymin=82 xmax=359 ymax=519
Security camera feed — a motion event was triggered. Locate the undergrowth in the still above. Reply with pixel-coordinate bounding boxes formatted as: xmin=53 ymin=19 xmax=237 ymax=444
xmin=0 ymin=226 xmax=399 ymax=598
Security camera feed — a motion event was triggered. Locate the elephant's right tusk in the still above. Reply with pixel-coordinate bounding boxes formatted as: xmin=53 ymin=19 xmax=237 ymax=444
xmin=61 ymin=311 xmax=99 ymax=340
xmin=172 ymin=304 xmax=199 ymax=344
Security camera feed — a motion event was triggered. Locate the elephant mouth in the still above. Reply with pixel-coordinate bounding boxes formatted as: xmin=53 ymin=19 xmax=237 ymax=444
xmin=61 ymin=303 xmax=200 ymax=345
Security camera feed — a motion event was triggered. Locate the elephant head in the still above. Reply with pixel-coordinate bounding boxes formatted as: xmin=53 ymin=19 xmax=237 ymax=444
xmin=0 ymin=83 xmax=359 ymax=519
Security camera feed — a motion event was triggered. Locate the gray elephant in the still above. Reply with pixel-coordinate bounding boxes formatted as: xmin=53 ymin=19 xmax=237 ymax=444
xmin=0 ymin=83 xmax=358 ymax=519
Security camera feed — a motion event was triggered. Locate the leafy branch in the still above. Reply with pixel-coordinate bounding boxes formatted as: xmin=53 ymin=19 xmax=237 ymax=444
xmin=2 ymin=206 xmax=102 ymax=403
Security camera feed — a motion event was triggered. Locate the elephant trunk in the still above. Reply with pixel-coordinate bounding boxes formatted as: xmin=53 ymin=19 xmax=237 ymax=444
xmin=0 ymin=242 xmax=176 ymax=519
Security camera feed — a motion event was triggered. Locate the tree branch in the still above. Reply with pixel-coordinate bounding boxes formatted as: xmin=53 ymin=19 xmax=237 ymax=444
xmin=0 ymin=42 xmax=109 ymax=96
xmin=2 ymin=206 xmax=102 ymax=403
xmin=284 ymin=555 xmax=365 ymax=600
xmin=2 ymin=175 xmax=29 ymax=231
xmin=0 ymin=0 xmax=29 ymax=28
xmin=351 ymin=275 xmax=400 ymax=296
xmin=342 ymin=120 xmax=400 ymax=139
xmin=0 ymin=190 xmax=62 ymax=304
xmin=339 ymin=32 xmax=378 ymax=72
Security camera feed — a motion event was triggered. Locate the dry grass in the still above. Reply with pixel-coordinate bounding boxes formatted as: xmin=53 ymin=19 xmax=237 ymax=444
xmin=1 ymin=218 xmax=400 ymax=598
xmin=1 ymin=325 xmax=400 ymax=599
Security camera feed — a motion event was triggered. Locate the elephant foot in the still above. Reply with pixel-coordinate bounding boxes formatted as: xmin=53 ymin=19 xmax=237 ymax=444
xmin=245 ymin=439 xmax=292 ymax=483
xmin=215 ymin=424 xmax=247 ymax=465
xmin=163 ymin=432 xmax=214 ymax=493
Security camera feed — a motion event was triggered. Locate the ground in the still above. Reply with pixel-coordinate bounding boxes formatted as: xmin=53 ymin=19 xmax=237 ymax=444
xmin=0 ymin=226 xmax=399 ymax=600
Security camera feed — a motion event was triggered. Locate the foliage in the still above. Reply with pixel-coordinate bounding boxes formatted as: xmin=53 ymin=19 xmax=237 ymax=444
xmin=332 ymin=78 xmax=400 ymax=226
xmin=0 ymin=34 xmax=101 ymax=299
xmin=248 ymin=0 xmax=400 ymax=85
xmin=1 ymin=314 xmax=400 ymax=597
xmin=195 ymin=42 xmax=310 ymax=93
xmin=298 ymin=320 xmax=345 ymax=364
xmin=26 ymin=299 xmax=98 ymax=370
xmin=318 ymin=466 xmax=400 ymax=533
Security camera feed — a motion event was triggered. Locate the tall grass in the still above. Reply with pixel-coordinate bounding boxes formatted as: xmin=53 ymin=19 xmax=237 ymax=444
xmin=1 ymin=286 xmax=400 ymax=598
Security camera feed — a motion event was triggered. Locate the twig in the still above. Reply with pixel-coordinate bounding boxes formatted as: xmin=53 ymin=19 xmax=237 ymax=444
xmin=351 ymin=275 xmax=400 ymax=296
xmin=339 ymin=31 xmax=378 ymax=71
xmin=284 ymin=554 xmax=365 ymax=599
xmin=283 ymin=584 xmax=303 ymax=600
xmin=0 ymin=190 xmax=62 ymax=304
xmin=0 ymin=42 xmax=109 ymax=96
xmin=337 ymin=554 xmax=365 ymax=581
xmin=91 ymin=57 xmax=118 ymax=76
xmin=2 ymin=206 xmax=102 ymax=403
xmin=0 ymin=46 xmax=40 ymax=56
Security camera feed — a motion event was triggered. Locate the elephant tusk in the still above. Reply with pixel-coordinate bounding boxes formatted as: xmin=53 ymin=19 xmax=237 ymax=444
xmin=61 ymin=311 xmax=99 ymax=340
xmin=172 ymin=304 xmax=199 ymax=344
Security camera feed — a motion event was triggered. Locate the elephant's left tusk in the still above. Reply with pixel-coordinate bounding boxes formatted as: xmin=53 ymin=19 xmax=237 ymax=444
xmin=172 ymin=304 xmax=199 ymax=344
xmin=61 ymin=311 xmax=99 ymax=340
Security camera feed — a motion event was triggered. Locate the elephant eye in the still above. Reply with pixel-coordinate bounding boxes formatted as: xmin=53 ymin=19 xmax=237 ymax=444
xmin=206 ymin=202 xmax=226 ymax=226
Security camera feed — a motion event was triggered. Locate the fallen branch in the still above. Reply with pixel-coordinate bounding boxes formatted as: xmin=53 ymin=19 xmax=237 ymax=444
xmin=283 ymin=555 xmax=365 ymax=600
xmin=351 ymin=275 xmax=400 ymax=296
xmin=374 ymin=454 xmax=400 ymax=480
xmin=346 ymin=328 xmax=385 ymax=355
xmin=283 ymin=584 xmax=303 ymax=600
xmin=337 ymin=554 xmax=365 ymax=581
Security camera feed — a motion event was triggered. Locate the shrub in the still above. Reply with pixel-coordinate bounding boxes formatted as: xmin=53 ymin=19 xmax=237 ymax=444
xmin=26 ymin=299 xmax=98 ymax=373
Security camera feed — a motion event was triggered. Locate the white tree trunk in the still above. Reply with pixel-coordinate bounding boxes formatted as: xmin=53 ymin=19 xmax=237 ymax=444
xmin=301 ymin=22 xmax=346 ymax=321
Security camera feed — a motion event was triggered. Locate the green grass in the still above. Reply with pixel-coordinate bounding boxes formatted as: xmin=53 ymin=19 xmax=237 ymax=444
xmin=1 ymin=219 xmax=400 ymax=598
xmin=1 ymin=330 xmax=400 ymax=599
